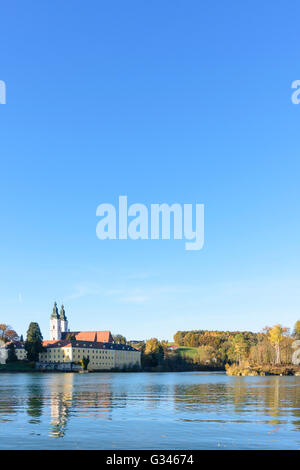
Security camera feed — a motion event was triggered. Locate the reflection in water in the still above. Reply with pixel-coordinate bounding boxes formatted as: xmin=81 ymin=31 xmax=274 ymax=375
xmin=173 ymin=377 xmax=300 ymax=430
xmin=27 ymin=382 xmax=43 ymax=424
xmin=49 ymin=374 xmax=113 ymax=437
xmin=0 ymin=372 xmax=299 ymax=449
xmin=49 ymin=374 xmax=73 ymax=438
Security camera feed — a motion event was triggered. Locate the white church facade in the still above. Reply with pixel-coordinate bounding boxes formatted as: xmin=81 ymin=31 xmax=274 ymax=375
xmin=50 ymin=303 xmax=69 ymax=340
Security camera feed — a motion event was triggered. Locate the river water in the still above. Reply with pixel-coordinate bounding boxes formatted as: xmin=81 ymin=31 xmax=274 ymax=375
xmin=0 ymin=371 xmax=299 ymax=449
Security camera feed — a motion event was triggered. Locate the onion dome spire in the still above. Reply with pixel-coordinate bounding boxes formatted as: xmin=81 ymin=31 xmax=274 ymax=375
xmin=60 ymin=304 xmax=67 ymax=321
xmin=51 ymin=301 xmax=59 ymax=319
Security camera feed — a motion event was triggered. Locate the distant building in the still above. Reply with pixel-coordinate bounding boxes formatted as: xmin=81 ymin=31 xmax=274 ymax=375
xmin=39 ymin=339 xmax=140 ymax=370
xmin=167 ymin=344 xmax=179 ymax=351
xmin=50 ymin=302 xmax=114 ymax=343
xmin=0 ymin=303 xmax=141 ymax=370
xmin=0 ymin=341 xmax=27 ymax=364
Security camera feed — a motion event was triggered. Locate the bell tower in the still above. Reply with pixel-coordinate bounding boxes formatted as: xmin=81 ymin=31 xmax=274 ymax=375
xmin=60 ymin=304 xmax=68 ymax=334
xmin=50 ymin=302 xmax=61 ymax=340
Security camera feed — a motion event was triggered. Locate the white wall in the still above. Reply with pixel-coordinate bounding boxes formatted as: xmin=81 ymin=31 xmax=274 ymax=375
xmin=0 ymin=347 xmax=8 ymax=364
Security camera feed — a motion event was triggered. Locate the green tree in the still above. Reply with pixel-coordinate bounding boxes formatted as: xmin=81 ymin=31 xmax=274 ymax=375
xmin=6 ymin=342 xmax=18 ymax=363
xmin=143 ymin=338 xmax=164 ymax=368
xmin=113 ymin=334 xmax=127 ymax=344
xmin=25 ymin=322 xmax=44 ymax=362
xmin=66 ymin=332 xmax=76 ymax=340
xmin=80 ymin=355 xmax=90 ymax=370
xmin=145 ymin=338 xmax=162 ymax=355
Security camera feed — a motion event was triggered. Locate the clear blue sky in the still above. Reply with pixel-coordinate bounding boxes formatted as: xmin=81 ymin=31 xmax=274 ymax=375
xmin=0 ymin=1 xmax=300 ymax=341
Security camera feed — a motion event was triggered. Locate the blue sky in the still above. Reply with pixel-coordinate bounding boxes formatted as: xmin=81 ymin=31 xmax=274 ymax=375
xmin=0 ymin=1 xmax=300 ymax=341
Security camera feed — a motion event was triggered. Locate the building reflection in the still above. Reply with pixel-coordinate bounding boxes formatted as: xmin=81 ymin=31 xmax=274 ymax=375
xmin=48 ymin=374 xmax=113 ymax=438
xmin=26 ymin=382 xmax=44 ymax=424
xmin=49 ymin=374 xmax=74 ymax=438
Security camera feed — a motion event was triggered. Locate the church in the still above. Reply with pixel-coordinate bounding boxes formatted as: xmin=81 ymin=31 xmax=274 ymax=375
xmin=49 ymin=302 xmax=113 ymax=343
xmin=38 ymin=302 xmax=141 ymax=370
xmin=0 ymin=303 xmax=141 ymax=370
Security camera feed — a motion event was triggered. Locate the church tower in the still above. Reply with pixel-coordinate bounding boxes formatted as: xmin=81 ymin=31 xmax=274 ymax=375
xmin=50 ymin=302 xmax=61 ymax=340
xmin=60 ymin=304 xmax=68 ymax=334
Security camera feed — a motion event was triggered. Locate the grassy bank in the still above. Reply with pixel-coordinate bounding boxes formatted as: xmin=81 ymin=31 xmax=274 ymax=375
xmin=0 ymin=362 xmax=35 ymax=372
xmin=226 ymin=363 xmax=300 ymax=376
xmin=176 ymin=346 xmax=199 ymax=359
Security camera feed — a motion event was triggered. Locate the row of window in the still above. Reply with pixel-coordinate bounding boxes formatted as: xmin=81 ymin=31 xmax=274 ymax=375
xmin=39 ymin=350 xmax=140 ymax=364
xmin=41 ymin=350 xmax=138 ymax=356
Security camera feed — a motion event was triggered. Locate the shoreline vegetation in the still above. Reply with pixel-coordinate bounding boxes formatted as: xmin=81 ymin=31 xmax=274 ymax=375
xmin=226 ymin=363 xmax=300 ymax=376
xmin=0 ymin=362 xmax=225 ymax=373
xmin=1 ymin=321 xmax=300 ymax=376
xmin=1 ymin=362 xmax=300 ymax=376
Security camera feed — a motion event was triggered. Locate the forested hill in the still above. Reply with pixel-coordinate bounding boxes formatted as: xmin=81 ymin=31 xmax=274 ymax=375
xmin=173 ymin=325 xmax=300 ymax=366
xmin=174 ymin=330 xmax=258 ymax=348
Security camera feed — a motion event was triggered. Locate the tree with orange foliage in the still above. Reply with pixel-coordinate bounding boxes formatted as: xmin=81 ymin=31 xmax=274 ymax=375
xmin=0 ymin=324 xmax=19 ymax=342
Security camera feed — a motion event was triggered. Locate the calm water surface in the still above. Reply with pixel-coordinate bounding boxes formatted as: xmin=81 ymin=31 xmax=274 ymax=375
xmin=0 ymin=371 xmax=299 ymax=449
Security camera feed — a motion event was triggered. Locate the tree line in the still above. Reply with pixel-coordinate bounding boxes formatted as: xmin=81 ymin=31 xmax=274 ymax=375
xmin=173 ymin=321 xmax=300 ymax=366
xmin=131 ymin=321 xmax=300 ymax=371
xmin=2 ymin=321 xmax=300 ymax=370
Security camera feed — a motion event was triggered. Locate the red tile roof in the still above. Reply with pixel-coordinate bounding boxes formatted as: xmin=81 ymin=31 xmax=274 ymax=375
xmin=42 ymin=339 xmax=139 ymax=351
xmin=43 ymin=340 xmax=71 ymax=348
xmin=95 ymin=331 xmax=113 ymax=343
xmin=61 ymin=331 xmax=113 ymax=343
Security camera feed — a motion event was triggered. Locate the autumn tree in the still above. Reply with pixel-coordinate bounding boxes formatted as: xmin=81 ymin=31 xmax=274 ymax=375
xmin=230 ymin=334 xmax=249 ymax=364
xmin=144 ymin=338 xmax=162 ymax=354
xmin=293 ymin=321 xmax=300 ymax=339
xmin=193 ymin=346 xmax=215 ymax=365
xmin=0 ymin=324 xmax=7 ymax=340
xmin=5 ymin=329 xmax=19 ymax=342
xmin=249 ymin=332 xmax=274 ymax=365
xmin=160 ymin=340 xmax=169 ymax=353
xmin=173 ymin=331 xmax=185 ymax=346
xmin=269 ymin=324 xmax=285 ymax=364
xmin=280 ymin=335 xmax=293 ymax=364
xmin=143 ymin=338 xmax=164 ymax=368
xmin=0 ymin=324 xmax=19 ymax=343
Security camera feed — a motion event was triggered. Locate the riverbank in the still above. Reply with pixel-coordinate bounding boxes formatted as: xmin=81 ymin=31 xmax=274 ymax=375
xmin=0 ymin=362 xmax=35 ymax=372
xmin=0 ymin=362 xmax=225 ymax=373
xmin=226 ymin=363 xmax=300 ymax=376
